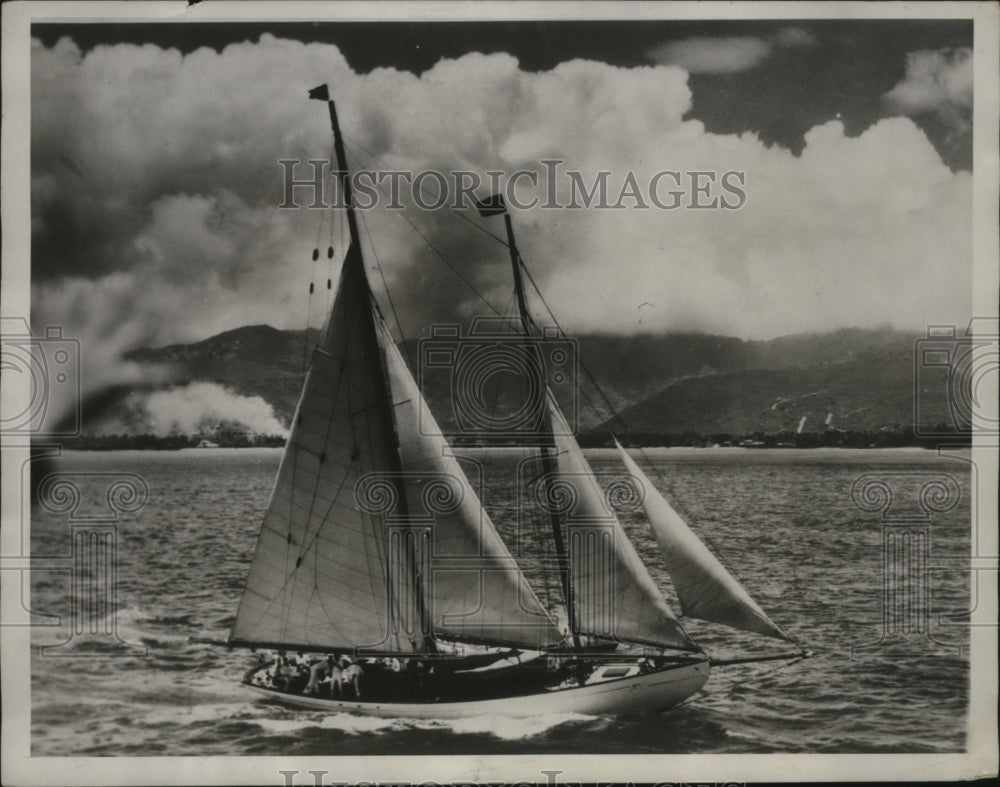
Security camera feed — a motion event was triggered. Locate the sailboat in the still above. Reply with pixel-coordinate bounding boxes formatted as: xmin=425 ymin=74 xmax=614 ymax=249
xmin=227 ymin=85 xmax=806 ymax=718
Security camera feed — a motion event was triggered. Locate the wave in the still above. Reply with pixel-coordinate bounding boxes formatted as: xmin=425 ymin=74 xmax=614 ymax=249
xmin=251 ymin=711 xmax=599 ymax=740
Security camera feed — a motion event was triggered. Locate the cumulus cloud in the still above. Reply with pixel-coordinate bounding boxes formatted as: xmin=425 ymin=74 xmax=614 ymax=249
xmin=29 ymin=32 xmax=970 ymax=402
xmin=882 ymin=47 xmax=972 ymax=174
xmin=773 ymin=27 xmax=818 ymax=48
xmin=647 ymin=27 xmax=816 ymax=74
xmin=647 ymin=36 xmax=773 ymax=74
xmin=884 ymin=47 xmax=972 ymax=119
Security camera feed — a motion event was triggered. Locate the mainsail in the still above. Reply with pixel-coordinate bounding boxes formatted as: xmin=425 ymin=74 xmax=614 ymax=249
xmin=230 ymin=243 xmax=424 ymax=655
xmin=615 ymin=440 xmax=793 ymax=642
xmin=378 ymin=318 xmax=564 ymax=649
xmin=547 ymin=398 xmax=699 ymax=652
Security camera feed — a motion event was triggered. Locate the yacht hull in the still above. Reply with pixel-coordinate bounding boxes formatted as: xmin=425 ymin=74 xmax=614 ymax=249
xmin=244 ymin=658 xmax=710 ymax=719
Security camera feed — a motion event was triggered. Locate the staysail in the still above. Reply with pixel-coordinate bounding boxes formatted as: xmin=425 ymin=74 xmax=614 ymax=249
xmin=615 ymin=440 xmax=793 ymax=642
xmin=378 ymin=318 xmax=564 ymax=649
xmin=230 ymin=242 xmax=424 ymax=655
xmin=547 ymin=398 xmax=698 ymax=651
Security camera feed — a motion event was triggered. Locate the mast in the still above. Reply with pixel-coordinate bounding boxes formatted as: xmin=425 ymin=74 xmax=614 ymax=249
xmin=321 ymin=87 xmax=362 ymax=252
xmin=497 ymin=204 xmax=582 ymax=654
xmin=312 ymin=84 xmax=432 ymax=653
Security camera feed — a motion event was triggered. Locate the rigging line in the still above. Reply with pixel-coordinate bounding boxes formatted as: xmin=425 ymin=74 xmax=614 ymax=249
xmin=357 ymin=206 xmax=416 ymax=372
xmin=295 ymin=314 xmax=356 ymax=565
xmin=336 ymin=199 xmax=345 ymax=304
xmin=386 ymin=193 xmax=504 ymax=318
xmin=484 ymin=288 xmax=520 ymax=429
xmin=329 ymin=140 xmax=344 ymax=246
xmin=514 ymin=258 xmax=706 ymax=576
xmin=340 ymin=131 xmax=510 ymax=248
xmin=306 ymin=191 xmax=326 ymax=359
xmin=369 ymin=309 xmax=422 ymax=652
xmin=515 ymin=252 xmax=705 ymax=535
xmin=341 ymin=139 xmax=503 ymax=318
xmin=349 ymin=319 xmax=398 ymax=651
xmin=269 ymin=317 xmax=364 ymax=645
xmin=310 ymin=578 xmax=355 ymax=651
xmin=248 ymin=400 xmax=355 ymax=634
xmin=517 ymin=255 xmax=627 ymax=433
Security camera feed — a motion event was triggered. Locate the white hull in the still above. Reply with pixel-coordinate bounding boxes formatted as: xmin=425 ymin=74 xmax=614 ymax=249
xmin=245 ymin=658 xmax=710 ymax=719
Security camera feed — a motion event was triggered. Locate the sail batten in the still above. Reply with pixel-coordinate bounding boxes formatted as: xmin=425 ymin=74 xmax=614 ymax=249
xmin=547 ymin=398 xmax=699 ymax=652
xmin=378 ymin=318 xmax=564 ymax=650
xmin=615 ymin=441 xmax=793 ymax=642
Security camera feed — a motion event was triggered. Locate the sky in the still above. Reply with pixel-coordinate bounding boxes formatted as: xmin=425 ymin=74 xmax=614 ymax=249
xmin=28 ymin=19 xmax=975 ymax=430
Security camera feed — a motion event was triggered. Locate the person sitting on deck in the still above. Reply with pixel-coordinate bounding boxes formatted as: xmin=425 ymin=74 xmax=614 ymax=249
xmin=272 ymin=656 xmax=294 ymax=691
xmin=340 ymin=659 xmax=363 ymax=698
xmin=305 ymin=655 xmax=336 ymax=696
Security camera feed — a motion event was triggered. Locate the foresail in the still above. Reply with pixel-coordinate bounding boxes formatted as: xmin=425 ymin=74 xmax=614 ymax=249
xmin=230 ymin=244 xmax=423 ymax=654
xmin=547 ymin=398 xmax=699 ymax=652
xmin=379 ymin=319 xmax=564 ymax=649
xmin=616 ymin=441 xmax=793 ymax=642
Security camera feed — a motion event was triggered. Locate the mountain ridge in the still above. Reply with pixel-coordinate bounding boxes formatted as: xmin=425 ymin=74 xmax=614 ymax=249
xmin=118 ymin=323 xmax=960 ymax=442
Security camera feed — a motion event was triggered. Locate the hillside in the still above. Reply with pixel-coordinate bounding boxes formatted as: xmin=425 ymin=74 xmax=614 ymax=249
xmin=125 ymin=324 xmax=320 ymax=424
xmin=120 ymin=323 xmax=960 ymax=442
xmin=604 ymin=353 xmax=953 ymax=437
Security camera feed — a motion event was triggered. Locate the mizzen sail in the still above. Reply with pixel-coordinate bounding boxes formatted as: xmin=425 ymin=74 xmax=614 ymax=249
xmin=379 ymin=318 xmax=563 ymax=649
xmin=548 ymin=399 xmax=698 ymax=652
xmin=615 ymin=440 xmax=793 ymax=642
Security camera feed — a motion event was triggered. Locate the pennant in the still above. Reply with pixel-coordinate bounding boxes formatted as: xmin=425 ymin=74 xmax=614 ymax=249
xmin=308 ymin=84 xmax=330 ymax=101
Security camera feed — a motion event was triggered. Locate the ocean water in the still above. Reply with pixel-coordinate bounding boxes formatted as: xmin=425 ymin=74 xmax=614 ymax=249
xmin=28 ymin=447 xmax=971 ymax=756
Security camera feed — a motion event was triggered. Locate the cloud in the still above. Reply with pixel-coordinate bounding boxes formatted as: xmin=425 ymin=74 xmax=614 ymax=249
xmin=772 ymin=27 xmax=817 ymax=48
xmin=647 ymin=36 xmax=773 ymax=74
xmin=29 ymin=33 xmax=970 ymax=407
xmin=647 ymin=27 xmax=816 ymax=74
xmin=882 ymin=47 xmax=972 ymax=173
xmin=883 ymin=47 xmax=972 ymax=118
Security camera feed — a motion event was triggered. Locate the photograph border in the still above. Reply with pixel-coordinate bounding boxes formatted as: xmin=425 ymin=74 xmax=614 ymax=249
xmin=2 ymin=1 xmax=997 ymax=784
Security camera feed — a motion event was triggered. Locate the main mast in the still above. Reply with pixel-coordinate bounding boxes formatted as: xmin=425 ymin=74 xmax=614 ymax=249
xmin=311 ymin=84 xmax=433 ymax=653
